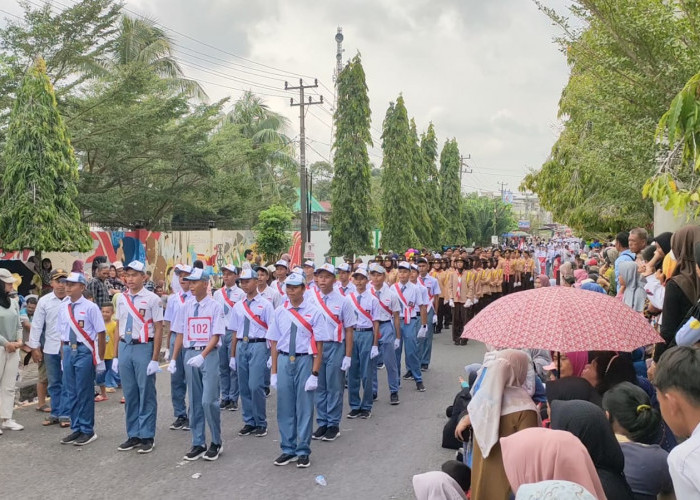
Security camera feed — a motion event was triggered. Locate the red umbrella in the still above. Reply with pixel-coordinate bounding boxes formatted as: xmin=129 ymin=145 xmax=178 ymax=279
xmin=461 ymin=286 xmax=663 ymax=352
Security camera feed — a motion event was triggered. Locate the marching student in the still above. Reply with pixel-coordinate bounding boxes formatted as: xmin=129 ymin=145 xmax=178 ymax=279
xmin=27 ymin=268 xmax=70 ymax=427
xmin=113 ymin=261 xmax=164 ymax=454
xmin=229 ymin=268 xmax=275 ymax=438
xmin=267 ymin=273 xmax=325 ymax=467
xmin=346 ymin=268 xmax=380 ymax=419
xmin=271 ymin=260 xmax=289 ymax=298
xmin=256 ymin=266 xmax=283 ymax=309
xmin=57 ymin=272 xmax=106 ymax=446
xmin=302 ymin=261 xmax=318 ymax=291
xmin=394 ymin=262 xmax=428 ymax=392
xmin=334 ymin=263 xmax=357 ymax=297
xmin=369 ymin=264 xmax=402 ymax=405
xmin=447 ymin=257 xmax=469 ymax=346
xmin=170 ymin=268 xmax=225 ymax=462
xmin=416 ymin=258 xmax=440 ymax=372
xmin=163 ymin=264 xmax=192 ymax=431
xmin=307 ymin=263 xmax=355 ymax=442
xmin=214 ymin=264 xmax=245 ymax=411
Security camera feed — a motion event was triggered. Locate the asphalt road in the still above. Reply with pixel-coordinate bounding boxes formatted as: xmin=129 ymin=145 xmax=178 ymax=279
xmin=0 ymin=333 xmax=485 ymax=500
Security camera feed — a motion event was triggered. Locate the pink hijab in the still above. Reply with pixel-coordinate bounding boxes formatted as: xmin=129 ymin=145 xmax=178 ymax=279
xmin=501 ymin=427 xmax=607 ymax=500
xmin=574 ymin=269 xmax=587 ymax=288
xmin=565 ymin=351 xmax=588 ymax=378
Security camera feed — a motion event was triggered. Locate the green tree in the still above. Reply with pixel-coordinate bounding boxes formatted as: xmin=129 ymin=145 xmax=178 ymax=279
xmin=421 ymin=123 xmax=446 ymax=247
xmin=381 ymin=96 xmax=418 ymax=250
xmin=524 ymin=0 xmax=700 ymax=235
xmin=255 ymin=205 xmax=293 ymax=263
xmin=462 ymin=194 xmax=516 ymax=246
xmin=409 ymin=118 xmax=430 ymax=247
xmin=310 ymin=161 xmax=333 ymax=201
xmin=329 ymin=54 xmax=373 ymax=256
xmin=0 ymin=58 xmax=91 ymax=253
xmin=440 ymin=138 xmax=465 ymax=244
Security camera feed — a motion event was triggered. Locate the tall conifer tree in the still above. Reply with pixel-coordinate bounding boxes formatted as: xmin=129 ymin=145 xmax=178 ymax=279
xmin=421 ymin=123 xmax=446 ymax=247
xmin=439 ymin=139 xmax=466 ymax=244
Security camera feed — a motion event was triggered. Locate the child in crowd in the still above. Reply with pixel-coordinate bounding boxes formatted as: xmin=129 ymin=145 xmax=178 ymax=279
xmin=95 ymin=303 xmax=118 ymax=402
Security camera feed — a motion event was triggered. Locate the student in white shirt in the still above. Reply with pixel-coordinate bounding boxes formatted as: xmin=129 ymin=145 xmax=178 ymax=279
xmin=655 ymin=346 xmax=700 ymax=498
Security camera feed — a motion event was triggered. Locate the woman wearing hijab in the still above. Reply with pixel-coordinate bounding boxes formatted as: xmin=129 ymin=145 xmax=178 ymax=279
xmin=655 ymin=225 xmax=700 ymax=366
xmin=652 ymin=231 xmax=675 ymax=280
xmin=545 ymin=351 xmax=588 ymax=379
xmin=581 ymin=282 xmax=607 ymax=294
xmin=535 ymin=275 xmax=550 ymax=288
xmin=550 ymin=399 xmax=635 ymax=500
xmin=546 ymin=377 xmax=602 ymax=407
xmin=559 ymin=261 xmax=574 ymax=287
xmin=454 ymin=350 xmax=539 ymax=500
xmin=598 ymin=248 xmax=618 ymax=296
xmin=412 ymin=471 xmax=467 ymax=500
xmin=515 ymin=481 xmax=596 ymax=500
xmin=574 ymin=268 xmax=588 ymax=288
xmin=618 ymin=261 xmax=646 ymax=313
xmin=500 ymin=427 xmax=606 ymax=500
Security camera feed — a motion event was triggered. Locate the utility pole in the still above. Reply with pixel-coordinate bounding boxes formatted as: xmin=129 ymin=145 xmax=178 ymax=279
xmin=495 ymin=181 xmax=508 ymax=240
xmin=286 ymin=79 xmax=323 ymax=260
xmin=459 ymin=154 xmax=472 ymax=193
xmin=498 ymin=181 xmax=508 ymax=202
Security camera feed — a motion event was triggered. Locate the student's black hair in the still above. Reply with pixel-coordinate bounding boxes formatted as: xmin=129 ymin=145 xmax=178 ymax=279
xmin=655 ymin=346 xmax=700 ymax=407
xmin=589 ymin=351 xmax=636 ymax=395
xmin=101 ymin=302 xmax=114 ymax=309
xmin=82 ymin=290 xmax=94 ymax=300
xmin=25 ymin=296 xmax=38 ymax=305
xmin=602 ymin=381 xmax=660 ymax=444
xmin=615 ymin=231 xmax=630 ymax=248
xmin=193 ymin=260 xmax=204 ymax=269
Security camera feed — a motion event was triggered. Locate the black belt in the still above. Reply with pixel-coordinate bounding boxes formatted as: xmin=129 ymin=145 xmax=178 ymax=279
xmin=379 ymin=319 xmax=392 ymax=324
xmin=279 ymin=351 xmax=310 ymax=357
xmin=354 ymin=327 xmax=373 ymax=332
xmin=120 ymin=339 xmax=154 ymax=345
xmin=62 ymin=341 xmax=82 ymax=347
xmin=240 ymin=337 xmax=267 ymax=343
xmin=186 ymin=346 xmax=207 ymax=351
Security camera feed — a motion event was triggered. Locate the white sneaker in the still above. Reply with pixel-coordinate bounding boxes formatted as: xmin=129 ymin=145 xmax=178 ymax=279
xmin=2 ymin=419 xmax=24 ymax=431
xmin=0 ymin=427 xmax=3 ymax=435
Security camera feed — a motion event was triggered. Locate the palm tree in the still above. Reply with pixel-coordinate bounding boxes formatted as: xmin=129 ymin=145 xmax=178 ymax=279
xmin=113 ymin=15 xmax=207 ymax=100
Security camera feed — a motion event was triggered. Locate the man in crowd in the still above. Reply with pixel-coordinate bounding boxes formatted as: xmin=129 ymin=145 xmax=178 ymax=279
xmin=87 ymin=263 xmax=111 ymax=308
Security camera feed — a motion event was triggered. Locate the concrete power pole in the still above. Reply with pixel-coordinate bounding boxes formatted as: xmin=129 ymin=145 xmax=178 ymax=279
xmin=329 ymin=27 xmax=345 ymax=155
xmin=286 ymin=79 xmax=323 ymax=259
xmin=459 ymin=154 xmax=472 ymax=194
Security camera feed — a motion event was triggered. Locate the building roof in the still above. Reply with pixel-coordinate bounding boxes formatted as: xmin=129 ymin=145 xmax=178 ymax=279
xmin=293 ymin=188 xmax=327 ymax=213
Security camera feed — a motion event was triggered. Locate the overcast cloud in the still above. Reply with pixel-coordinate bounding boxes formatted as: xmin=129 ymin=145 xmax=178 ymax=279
xmin=5 ymin=0 xmax=572 ymax=195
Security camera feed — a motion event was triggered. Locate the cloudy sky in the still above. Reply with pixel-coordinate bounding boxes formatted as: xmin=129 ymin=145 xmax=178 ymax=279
xmin=5 ymin=0 xmax=572 ymax=195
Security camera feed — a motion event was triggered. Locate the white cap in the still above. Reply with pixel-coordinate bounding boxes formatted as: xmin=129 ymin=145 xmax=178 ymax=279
xmin=292 ymin=266 xmax=303 ymax=274
xmin=125 ymin=260 xmax=146 ymax=273
xmin=285 ymin=273 xmax=305 ymax=286
xmin=315 ymin=263 xmax=335 ymax=275
xmin=410 ymin=263 xmax=419 ymax=271
xmin=337 ymin=263 xmax=352 ymax=273
xmin=65 ymin=272 xmax=87 ymax=285
xmin=112 ymin=261 xmax=124 ymax=270
xmin=369 ymin=263 xmax=386 ymax=274
xmin=239 ymin=268 xmax=256 ymax=280
xmin=303 ymin=260 xmax=315 ymax=268
xmin=184 ymin=268 xmax=210 ymax=281
xmin=398 ymin=261 xmax=411 ymax=270
xmin=352 ymin=268 xmax=368 ymax=278
xmin=222 ymin=264 xmax=239 ymax=274
xmin=0 ymin=269 xmax=17 ymax=284
xmin=274 ymin=260 xmax=289 ymax=269
xmin=174 ymin=264 xmax=193 ymax=275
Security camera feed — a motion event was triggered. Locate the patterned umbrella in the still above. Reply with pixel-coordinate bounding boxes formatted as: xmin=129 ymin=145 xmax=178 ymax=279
xmin=461 ymin=286 xmax=663 ymax=352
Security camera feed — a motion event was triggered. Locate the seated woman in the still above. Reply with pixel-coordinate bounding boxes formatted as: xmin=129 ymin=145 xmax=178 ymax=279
xmin=546 ymin=376 xmax=602 ymax=407
xmin=602 ymin=382 xmax=675 ymax=500
xmin=500 ymin=427 xmax=606 ymax=499
xmin=551 ymin=399 xmax=635 ymax=500
xmin=544 ymin=351 xmax=588 ymax=380
xmin=454 ymin=350 xmax=539 ymax=500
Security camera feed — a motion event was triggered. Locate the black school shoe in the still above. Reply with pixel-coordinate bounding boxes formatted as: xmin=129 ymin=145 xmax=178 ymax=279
xmin=137 ymin=439 xmax=155 ymax=454
xmin=311 ymin=426 xmax=327 ymax=440
xmin=359 ymin=410 xmax=372 ymax=419
xmin=61 ymin=431 xmax=81 ymax=444
xmin=274 ymin=453 xmax=298 ymax=466
xmin=170 ymin=416 xmax=188 ymax=430
xmin=321 ymin=426 xmax=340 ymax=441
xmin=228 ymin=401 xmax=239 ymax=411
xmin=403 ymin=371 xmax=414 ymax=380
xmin=238 ymin=424 xmax=256 ymax=436
xmin=73 ymin=432 xmax=97 ymax=446
xmin=416 ymin=381 xmax=426 ymax=392
xmin=296 ymin=455 xmax=310 ymax=468
xmin=203 ymin=442 xmax=222 ymax=461
xmin=346 ymin=409 xmax=362 ymax=419
xmin=390 ymin=392 xmax=400 ymax=405
xmin=117 ymin=437 xmax=142 ymax=451
xmin=184 ymin=445 xmax=207 ymax=461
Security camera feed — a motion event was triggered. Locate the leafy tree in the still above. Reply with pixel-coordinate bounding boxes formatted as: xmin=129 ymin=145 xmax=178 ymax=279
xmin=524 ymin=0 xmax=700 ymax=235
xmin=421 ymin=123 xmax=446 ymax=247
xmin=380 ymin=96 xmax=418 ymax=250
xmin=409 ymin=118 xmax=430 ymax=247
xmin=310 ymin=161 xmax=333 ymax=201
xmin=329 ymin=54 xmax=373 ymax=256
xmin=0 ymin=58 xmax=92 ymax=253
xmin=462 ymin=194 xmax=516 ymax=246
xmin=439 ymin=138 xmax=465 ymax=244
xmin=255 ymin=205 xmax=293 ymax=263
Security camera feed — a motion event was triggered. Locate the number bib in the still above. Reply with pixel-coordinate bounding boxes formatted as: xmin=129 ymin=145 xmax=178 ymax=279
xmin=187 ymin=317 xmax=211 ymax=343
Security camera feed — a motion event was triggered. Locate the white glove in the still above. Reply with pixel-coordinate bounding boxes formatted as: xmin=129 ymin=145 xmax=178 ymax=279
xmin=448 ymin=299 xmax=454 ymax=307
xmin=96 ymin=361 xmax=106 ymax=374
xmin=432 ymin=314 xmax=437 ymax=325
xmin=270 ymin=373 xmax=278 ymax=389
xmin=341 ymin=356 xmax=352 ymax=371
xmin=266 ymin=356 xmax=272 ymax=369
xmin=167 ymin=359 xmax=177 ymax=374
xmin=187 ymin=354 xmax=204 ymax=368
xmin=304 ymin=374 xmax=318 ymax=391
xmin=370 ymin=346 xmax=379 ymax=359
xmin=111 ymin=358 xmax=119 ymax=373
xmin=474 ymin=298 xmax=479 ymax=304
xmin=163 ymin=348 xmax=170 ymax=362
xmin=464 ymin=299 xmax=471 ymax=308
xmin=417 ymin=325 xmax=428 ymax=338
xmin=394 ymin=338 xmax=401 ymax=350
xmin=146 ymin=360 xmax=160 ymax=376
xmin=229 ymin=357 xmax=237 ymax=371
xmin=530 ymin=277 xmax=534 ymax=282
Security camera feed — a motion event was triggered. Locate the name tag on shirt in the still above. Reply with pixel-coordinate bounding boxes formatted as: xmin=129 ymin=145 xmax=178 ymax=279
xmin=187 ymin=317 xmax=211 ymax=343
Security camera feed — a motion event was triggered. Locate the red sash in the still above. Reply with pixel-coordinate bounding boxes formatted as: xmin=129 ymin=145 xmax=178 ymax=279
xmin=418 ymin=277 xmax=435 ymax=311
xmin=242 ymin=300 xmax=268 ymax=331
xmin=337 ymin=285 xmax=348 ymax=297
xmin=178 ymin=292 xmax=186 ymax=304
xmin=393 ymin=283 xmax=412 ymax=325
xmin=286 ymin=306 xmax=318 ymax=355
xmin=349 ymin=293 xmax=373 ymax=324
xmin=370 ymin=287 xmax=393 ymax=316
xmin=456 ymin=272 xmax=462 ymax=300
xmin=123 ymin=293 xmax=154 ymax=343
xmin=67 ymin=304 xmax=100 ymax=365
xmin=220 ymin=287 xmax=235 ymax=309
xmin=276 ymin=282 xmax=285 ymax=295
xmin=314 ymin=289 xmax=343 ymax=341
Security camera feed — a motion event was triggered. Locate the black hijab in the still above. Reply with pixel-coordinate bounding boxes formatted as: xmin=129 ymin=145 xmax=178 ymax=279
xmin=550 ymin=400 xmax=634 ymax=500
xmin=653 ymin=231 xmax=672 ymax=256
xmin=546 ymin=377 xmax=602 ymax=407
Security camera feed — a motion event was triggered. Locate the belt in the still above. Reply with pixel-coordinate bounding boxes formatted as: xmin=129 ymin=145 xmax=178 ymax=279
xmin=354 ymin=327 xmax=373 ymax=332
xmin=186 ymin=346 xmax=207 ymax=351
xmin=62 ymin=341 xmax=81 ymax=348
xmin=240 ymin=337 xmax=267 ymax=343
xmin=279 ymin=351 xmax=309 ymax=357
xmin=378 ymin=319 xmax=392 ymax=324
xmin=120 ymin=339 xmax=154 ymax=345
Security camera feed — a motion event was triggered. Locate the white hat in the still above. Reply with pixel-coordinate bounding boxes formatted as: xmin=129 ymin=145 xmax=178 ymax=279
xmin=303 ymin=260 xmax=315 ymax=269
xmin=410 ymin=263 xmax=419 ymax=271
xmin=315 ymin=263 xmax=335 ymax=275
xmin=65 ymin=272 xmax=87 ymax=285
xmin=125 ymin=260 xmax=146 ymax=273
xmin=337 ymin=263 xmax=352 ymax=273
xmin=112 ymin=261 xmax=124 ymax=270
xmin=222 ymin=264 xmax=239 ymax=274
xmin=285 ymin=273 xmax=305 ymax=286
xmin=0 ymin=268 xmax=18 ymax=284
xmin=292 ymin=266 xmax=303 ymax=274
xmin=274 ymin=260 xmax=289 ymax=269
xmin=369 ymin=263 xmax=386 ymax=274
xmin=184 ymin=268 xmax=210 ymax=281
xmin=352 ymin=268 xmax=368 ymax=278
xmin=174 ymin=264 xmax=193 ymax=275
xmin=239 ymin=268 xmax=256 ymax=280
xmin=398 ymin=261 xmax=411 ymax=270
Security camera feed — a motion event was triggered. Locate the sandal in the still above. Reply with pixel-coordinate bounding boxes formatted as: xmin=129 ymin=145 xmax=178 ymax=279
xmin=35 ymin=404 xmax=51 ymax=413
xmin=43 ymin=417 xmax=59 ymax=426
xmin=94 ymin=395 xmax=108 ymax=402
xmin=59 ymin=421 xmax=71 ymax=428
